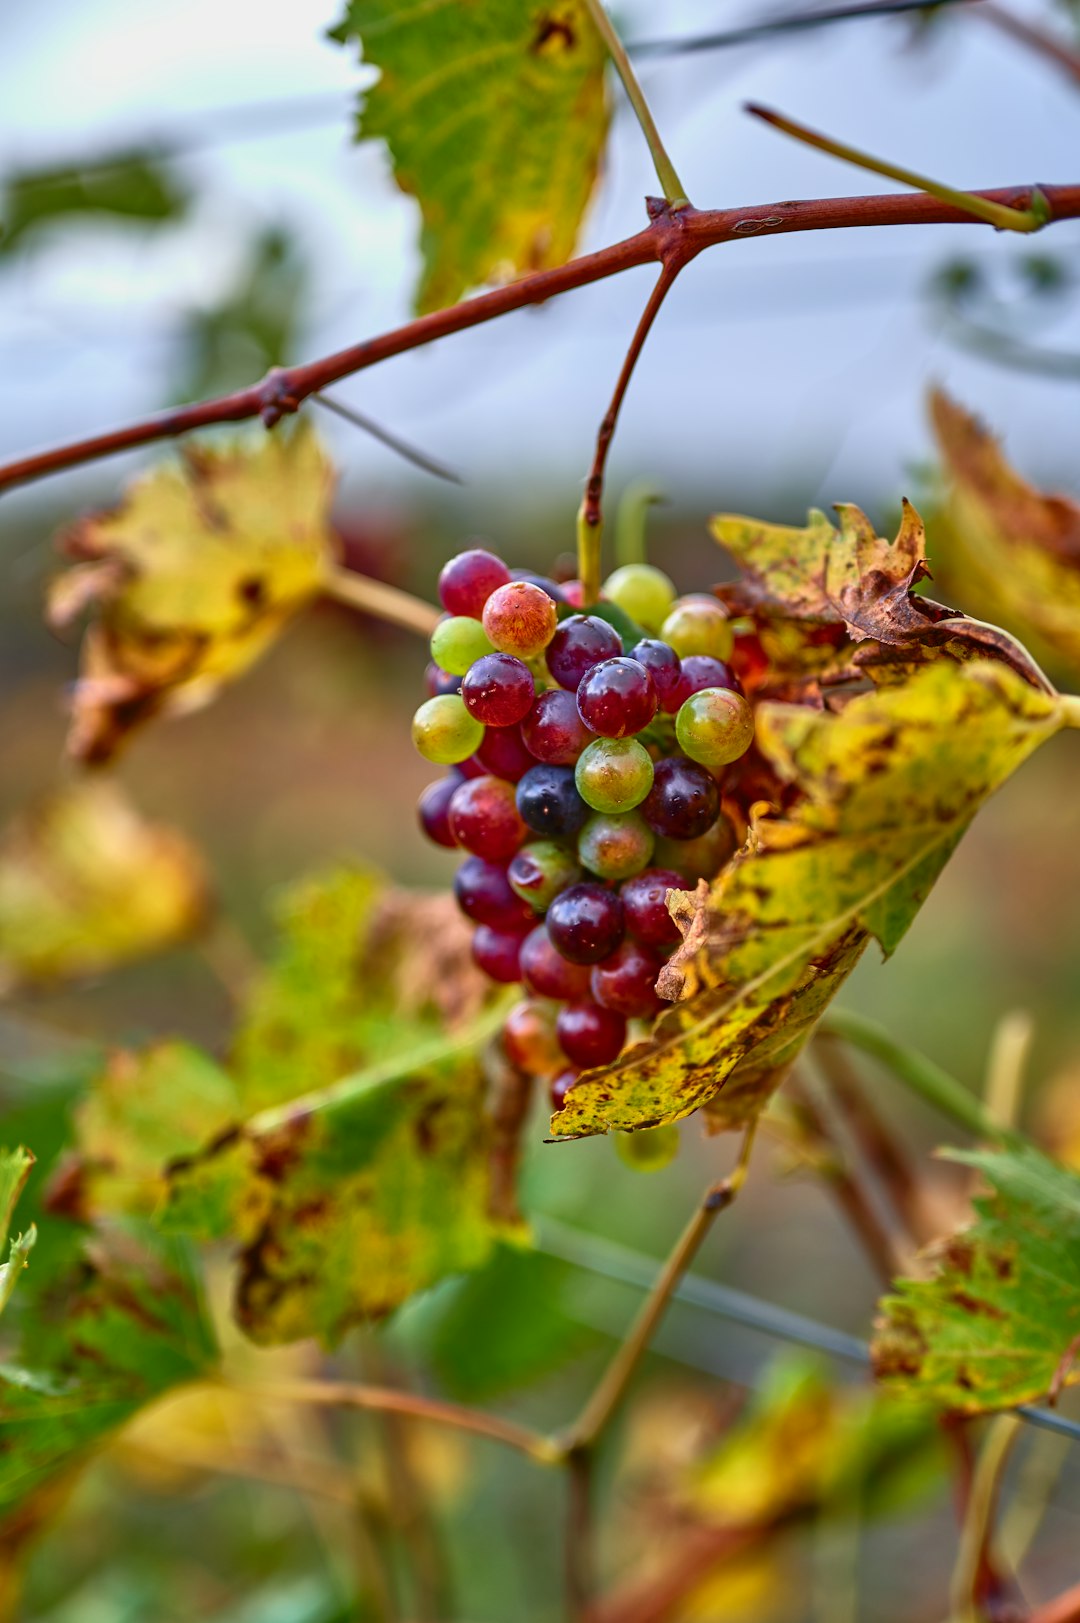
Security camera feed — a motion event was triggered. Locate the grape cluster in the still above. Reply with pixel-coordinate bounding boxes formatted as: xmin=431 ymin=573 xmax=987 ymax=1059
xmin=413 ymin=548 xmax=756 ymax=1112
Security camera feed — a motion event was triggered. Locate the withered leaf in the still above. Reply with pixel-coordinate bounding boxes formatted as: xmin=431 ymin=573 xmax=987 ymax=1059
xmin=49 ymin=431 xmax=337 ymax=762
xmin=0 ymin=781 xmax=209 ymax=993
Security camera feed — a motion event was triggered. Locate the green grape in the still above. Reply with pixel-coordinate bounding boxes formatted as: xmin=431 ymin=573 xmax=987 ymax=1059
xmin=655 ymin=814 xmax=738 ymax=882
xmin=575 ymin=736 xmax=654 ymax=814
xmin=675 ymin=687 xmax=754 ymax=767
xmin=613 ymin=1124 xmax=679 ymax=1172
xmin=411 ymin=694 xmax=484 ymax=764
xmin=660 ymin=595 xmax=733 ymax=660
xmin=601 ymin=564 xmax=677 ymax=633
xmin=578 ymin=811 xmax=654 ymax=881
xmin=508 ymin=841 xmax=583 ymax=912
xmin=430 ymin=615 xmax=494 ymax=677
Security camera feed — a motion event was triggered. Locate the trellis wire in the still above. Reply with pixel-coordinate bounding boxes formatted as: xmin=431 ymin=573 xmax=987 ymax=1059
xmin=536 ymin=1217 xmax=1080 ymax=1445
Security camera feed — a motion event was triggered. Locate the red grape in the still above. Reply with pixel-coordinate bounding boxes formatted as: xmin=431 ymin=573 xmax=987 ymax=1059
xmin=577 ymin=658 xmax=658 ymax=739
xmin=620 ymin=868 xmax=685 ymax=947
xmin=474 ymin=722 xmax=535 ymax=782
xmin=629 ymin=639 xmax=683 ymax=713
xmin=675 ymin=655 xmax=740 ymax=704
xmin=439 ymin=548 xmax=510 ymax=617
xmin=472 ymin=923 xmax=528 ymax=983
xmin=642 ymin=757 xmax=720 ymax=840
xmin=547 ymin=615 xmax=622 ymax=691
xmin=556 ymin=1000 xmax=627 ymax=1067
xmin=521 ymin=689 xmax=592 ymax=765
xmin=417 ymin=774 xmax=461 ymax=848
xmin=520 ymin=925 xmax=593 ymax=999
xmin=550 ymin=1069 xmax=582 ymax=1110
xmin=546 ymin=882 xmax=625 ymax=964
xmin=454 ymin=854 xmax=534 ymax=929
xmin=482 ymin=581 xmax=558 ymax=657
xmin=461 ymin=652 xmax=535 ymax=727
xmin=590 ymin=939 xmax=664 ymax=1018
xmin=448 ymin=775 xmax=526 ymax=861
xmin=503 ymin=999 xmax=562 ymax=1075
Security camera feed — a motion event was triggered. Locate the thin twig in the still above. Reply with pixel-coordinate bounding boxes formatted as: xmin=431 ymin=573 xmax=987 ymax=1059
xmin=747 ymin=104 xmax=1049 ymax=232
xmin=631 ymin=0 xmax=981 ymax=56
xmin=582 ymin=0 xmax=690 ymax=206
xmin=248 ymin=1378 xmax=559 ymax=1464
xmin=565 ymin=1448 xmax=594 ymax=1623
xmin=321 ymin=564 xmax=441 ymax=637
xmin=578 ymin=263 xmax=682 ymax=600
xmin=312 ymin=392 xmax=463 ymax=484
xmin=979 ymin=1 xmax=1080 ymax=89
xmin=559 ymin=1124 xmax=757 ymax=1453
xmin=948 ymin=1415 xmax=1023 ymax=1623
xmin=983 ymin=1010 xmax=1034 ymax=1134
xmin=812 ymin=1032 xmax=938 ymax=1245
xmin=1030 ymin=1583 xmax=1080 ymax=1623
xmin=3 ymin=185 xmax=1079 ymax=495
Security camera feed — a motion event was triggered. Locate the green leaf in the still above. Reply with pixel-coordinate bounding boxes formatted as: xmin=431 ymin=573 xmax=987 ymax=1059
xmin=0 ymin=151 xmax=187 ymax=255
xmin=0 ymin=1225 xmax=217 ymax=1558
xmin=873 ymin=1142 xmax=1080 ymax=1413
xmin=0 ymin=1148 xmax=35 ymax=1317
xmin=47 ymin=430 xmax=337 ymax=764
xmin=72 ymin=868 xmax=518 ymax=1345
xmin=931 ymin=389 xmax=1080 ymax=683
xmin=330 ymin=0 xmax=609 ymax=313
xmin=0 ymin=782 xmax=209 ymax=993
xmin=550 ymin=659 xmax=1063 ymax=1140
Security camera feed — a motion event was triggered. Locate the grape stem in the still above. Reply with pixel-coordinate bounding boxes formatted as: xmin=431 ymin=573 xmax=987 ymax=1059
xmin=581 ymin=0 xmax=690 ymax=208
xmin=1059 ymin=695 xmax=1080 ymax=730
xmin=322 ymin=563 xmax=440 ymax=637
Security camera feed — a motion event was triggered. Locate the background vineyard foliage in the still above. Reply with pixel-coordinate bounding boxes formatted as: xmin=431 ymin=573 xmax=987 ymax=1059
xmin=1 ymin=1 xmax=1080 ymax=1621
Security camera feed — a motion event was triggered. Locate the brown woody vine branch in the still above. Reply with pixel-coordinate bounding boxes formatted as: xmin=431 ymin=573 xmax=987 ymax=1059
xmin=2 ymin=184 xmax=1080 ymax=496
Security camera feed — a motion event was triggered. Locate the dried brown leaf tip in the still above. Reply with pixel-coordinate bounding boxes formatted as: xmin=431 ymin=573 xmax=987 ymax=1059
xmin=48 ymin=432 xmax=336 ymax=762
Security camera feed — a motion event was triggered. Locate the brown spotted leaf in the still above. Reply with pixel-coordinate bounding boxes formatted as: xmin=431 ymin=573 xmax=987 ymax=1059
xmin=0 ymin=781 xmax=209 ymax=993
xmin=873 ymin=1143 xmax=1080 ymax=1413
xmin=71 ymin=867 xmax=516 ymax=1345
xmin=931 ymin=389 xmax=1080 ymax=681
xmin=48 ymin=431 xmax=336 ymax=762
xmin=550 ymin=660 xmax=1063 ymax=1141
xmin=712 ymin=498 xmax=1051 ymax=694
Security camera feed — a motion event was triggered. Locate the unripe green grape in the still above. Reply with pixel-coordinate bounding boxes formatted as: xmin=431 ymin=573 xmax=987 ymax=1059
xmin=675 ymin=687 xmax=754 ymax=767
xmin=660 ymin=596 xmax=733 ymax=660
xmin=655 ymin=813 xmax=738 ymax=881
xmin=430 ymin=615 xmax=494 ymax=676
xmin=412 ymin=694 xmax=484 ymax=764
xmin=601 ymin=564 xmax=676 ymax=633
xmin=575 ymin=737 xmax=654 ymax=814
xmin=613 ymin=1123 xmax=679 ymax=1172
xmin=508 ymin=841 xmax=583 ymax=912
xmin=578 ymin=811 xmax=654 ymax=881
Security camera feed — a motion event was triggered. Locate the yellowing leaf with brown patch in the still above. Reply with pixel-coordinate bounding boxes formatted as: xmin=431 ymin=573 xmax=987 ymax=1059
xmin=330 ymin=0 xmax=609 ymax=314
xmin=550 ymin=661 xmax=1063 ymax=1141
xmin=931 ymin=389 xmax=1080 ymax=681
xmin=0 ymin=781 xmax=208 ymax=993
xmin=712 ymin=497 xmax=1050 ymax=693
xmin=873 ymin=1143 xmax=1080 ymax=1413
xmin=49 ymin=431 xmax=337 ymax=762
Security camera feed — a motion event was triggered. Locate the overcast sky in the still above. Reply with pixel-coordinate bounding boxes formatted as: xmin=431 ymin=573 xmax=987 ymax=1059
xmin=1 ymin=0 xmax=1077 ymax=534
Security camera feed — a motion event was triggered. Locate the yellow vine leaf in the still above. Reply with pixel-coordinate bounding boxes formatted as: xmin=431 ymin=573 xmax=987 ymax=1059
xmin=931 ymin=389 xmax=1080 ymax=682
xmin=0 ymin=781 xmax=208 ymax=993
xmin=330 ymin=0 xmax=609 ymax=314
xmin=48 ymin=431 xmax=337 ymax=762
xmin=550 ymin=660 xmax=1063 ymax=1140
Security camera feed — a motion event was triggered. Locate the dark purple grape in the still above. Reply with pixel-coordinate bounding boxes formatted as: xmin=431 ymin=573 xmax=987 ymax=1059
xmin=521 ymin=689 xmax=592 ymax=765
xmin=577 ymin=658 xmax=657 ymax=739
xmin=509 ymin=568 xmax=567 ymax=604
xmin=550 ymin=1069 xmax=582 ymax=1111
xmin=461 ymin=652 xmax=535 ymax=728
xmin=590 ymin=940 xmax=664 ymax=1018
xmin=675 ymin=654 xmax=741 ymax=706
xmin=425 ymin=662 xmax=462 ymax=698
xmin=454 ymin=855 xmax=534 ymax=929
xmin=519 ymin=924 xmax=593 ymax=999
xmin=472 ymin=923 xmax=527 ymax=983
xmin=642 ymin=757 xmax=720 ymax=840
xmin=417 ymin=774 xmax=461 ymax=848
xmin=546 ymin=882 xmax=624 ymax=965
xmin=474 ymin=722 xmax=535 ymax=782
xmin=629 ymin=639 xmax=683 ymax=714
xmin=546 ymin=615 xmax=623 ymax=692
xmin=620 ymin=868 xmax=685 ymax=947
xmin=448 ymin=775 xmax=526 ymax=861
xmin=439 ymin=548 xmax=511 ymax=617
xmin=516 ymin=765 xmax=589 ymax=839
xmin=556 ymin=1000 xmax=626 ymax=1067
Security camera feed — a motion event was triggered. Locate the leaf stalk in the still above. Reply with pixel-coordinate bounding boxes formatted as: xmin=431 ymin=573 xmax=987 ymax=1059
xmin=582 ymin=0 xmax=691 ymax=207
